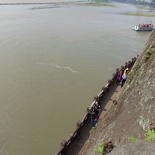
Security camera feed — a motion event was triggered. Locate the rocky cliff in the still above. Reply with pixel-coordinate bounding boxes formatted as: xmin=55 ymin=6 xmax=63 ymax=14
xmin=79 ymin=31 xmax=155 ymax=155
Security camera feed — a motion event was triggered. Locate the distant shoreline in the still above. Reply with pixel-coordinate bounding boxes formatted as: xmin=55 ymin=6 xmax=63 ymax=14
xmin=124 ymin=11 xmax=155 ymax=17
xmin=0 ymin=2 xmax=54 ymax=5
xmin=0 ymin=1 xmax=115 ymax=7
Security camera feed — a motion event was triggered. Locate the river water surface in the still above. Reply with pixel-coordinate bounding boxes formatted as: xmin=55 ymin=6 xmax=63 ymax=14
xmin=0 ymin=1 xmax=154 ymax=155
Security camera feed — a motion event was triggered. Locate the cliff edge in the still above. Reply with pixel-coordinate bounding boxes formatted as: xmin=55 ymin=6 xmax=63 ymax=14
xmin=79 ymin=31 xmax=155 ymax=155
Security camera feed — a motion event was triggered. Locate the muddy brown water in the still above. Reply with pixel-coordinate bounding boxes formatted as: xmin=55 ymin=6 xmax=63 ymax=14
xmin=0 ymin=1 xmax=154 ymax=154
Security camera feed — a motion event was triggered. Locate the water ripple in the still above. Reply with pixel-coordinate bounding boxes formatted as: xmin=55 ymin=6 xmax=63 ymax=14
xmin=35 ymin=63 xmax=77 ymax=73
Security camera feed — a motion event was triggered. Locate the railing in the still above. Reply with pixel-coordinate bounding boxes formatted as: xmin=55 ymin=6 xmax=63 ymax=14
xmin=55 ymin=56 xmax=138 ymax=155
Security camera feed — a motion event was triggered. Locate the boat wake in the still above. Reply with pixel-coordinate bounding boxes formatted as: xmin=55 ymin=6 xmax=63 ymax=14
xmin=35 ymin=63 xmax=77 ymax=73
xmin=51 ymin=64 xmax=77 ymax=73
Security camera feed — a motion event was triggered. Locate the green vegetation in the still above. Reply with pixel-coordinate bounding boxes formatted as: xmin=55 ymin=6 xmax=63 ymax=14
xmin=79 ymin=2 xmax=115 ymax=7
xmin=93 ymin=143 xmax=104 ymax=154
xmin=144 ymin=129 xmax=155 ymax=142
xmin=30 ymin=6 xmax=59 ymax=10
xmin=30 ymin=0 xmax=115 ymax=10
xmin=144 ymin=47 xmax=155 ymax=63
xmin=128 ymin=137 xmax=137 ymax=142
xmin=124 ymin=11 xmax=155 ymax=17
xmin=128 ymin=46 xmax=155 ymax=84
xmin=128 ymin=130 xmax=155 ymax=143
xmin=92 ymin=0 xmax=109 ymax=3
xmin=128 ymin=62 xmax=140 ymax=85
xmin=70 ymin=1 xmax=115 ymax=7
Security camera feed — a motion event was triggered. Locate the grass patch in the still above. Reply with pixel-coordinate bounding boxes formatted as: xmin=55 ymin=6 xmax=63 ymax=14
xmin=128 ymin=137 xmax=137 ymax=142
xmin=128 ymin=130 xmax=155 ymax=144
xmin=57 ymin=1 xmax=115 ymax=7
xmin=144 ymin=129 xmax=155 ymax=142
xmin=79 ymin=2 xmax=115 ymax=7
xmin=30 ymin=6 xmax=60 ymax=10
xmin=124 ymin=11 xmax=155 ymax=17
xmin=30 ymin=1 xmax=116 ymax=10
xmin=93 ymin=143 xmax=104 ymax=154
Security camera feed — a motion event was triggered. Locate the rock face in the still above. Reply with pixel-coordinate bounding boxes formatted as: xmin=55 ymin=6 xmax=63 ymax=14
xmin=109 ymin=140 xmax=155 ymax=155
xmin=79 ymin=31 xmax=155 ymax=155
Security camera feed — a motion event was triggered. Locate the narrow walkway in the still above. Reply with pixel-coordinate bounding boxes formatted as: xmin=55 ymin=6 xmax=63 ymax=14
xmin=66 ymin=83 xmax=122 ymax=155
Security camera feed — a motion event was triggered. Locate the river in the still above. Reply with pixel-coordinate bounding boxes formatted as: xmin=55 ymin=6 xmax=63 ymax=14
xmin=0 ymin=1 xmax=154 ymax=155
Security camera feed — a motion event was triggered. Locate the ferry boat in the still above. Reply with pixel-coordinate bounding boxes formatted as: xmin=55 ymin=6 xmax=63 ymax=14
xmin=132 ymin=23 xmax=154 ymax=31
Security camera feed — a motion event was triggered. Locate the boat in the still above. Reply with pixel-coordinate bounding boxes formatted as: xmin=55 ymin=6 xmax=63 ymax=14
xmin=132 ymin=23 xmax=154 ymax=31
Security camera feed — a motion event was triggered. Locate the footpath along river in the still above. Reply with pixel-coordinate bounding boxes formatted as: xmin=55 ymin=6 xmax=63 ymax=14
xmin=0 ymin=1 xmax=154 ymax=154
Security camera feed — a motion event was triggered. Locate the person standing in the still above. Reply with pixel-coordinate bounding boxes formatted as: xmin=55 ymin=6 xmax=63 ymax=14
xmin=94 ymin=103 xmax=101 ymax=123
xmin=121 ymin=73 xmax=127 ymax=87
xmin=116 ymin=70 xmax=123 ymax=85
xmin=89 ymin=108 xmax=96 ymax=128
xmin=121 ymin=68 xmax=129 ymax=87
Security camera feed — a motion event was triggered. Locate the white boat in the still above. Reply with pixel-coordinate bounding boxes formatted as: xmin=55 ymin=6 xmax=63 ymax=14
xmin=132 ymin=23 xmax=154 ymax=31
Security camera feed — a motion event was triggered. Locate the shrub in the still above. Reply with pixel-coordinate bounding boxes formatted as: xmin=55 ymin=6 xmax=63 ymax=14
xmin=144 ymin=129 xmax=155 ymax=142
xmin=93 ymin=143 xmax=104 ymax=154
